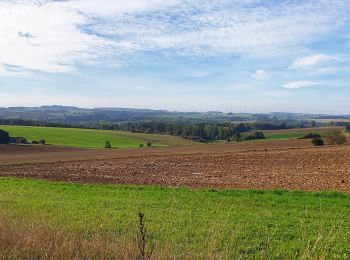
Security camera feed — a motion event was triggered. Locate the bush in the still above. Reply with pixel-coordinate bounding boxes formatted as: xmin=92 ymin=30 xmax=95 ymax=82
xmin=10 ymin=137 xmax=28 ymax=144
xmin=139 ymin=143 xmax=144 ymax=148
xmin=39 ymin=139 xmax=46 ymax=145
xmin=233 ymin=133 xmax=242 ymax=142
xmin=31 ymin=140 xmax=40 ymax=144
xmin=326 ymin=130 xmax=347 ymax=145
xmin=105 ymin=141 xmax=112 ymax=149
xmin=146 ymin=141 xmax=152 ymax=147
xmin=311 ymin=137 xmax=324 ymax=146
xmin=243 ymin=132 xmax=265 ymax=141
xmin=16 ymin=138 xmax=28 ymax=144
xmin=301 ymin=133 xmax=321 ymax=139
xmin=0 ymin=129 xmax=10 ymax=144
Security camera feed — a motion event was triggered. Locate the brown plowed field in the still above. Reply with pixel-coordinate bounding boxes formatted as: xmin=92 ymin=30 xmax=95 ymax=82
xmin=1 ymin=142 xmax=350 ymax=192
xmin=0 ymin=139 xmax=314 ymax=165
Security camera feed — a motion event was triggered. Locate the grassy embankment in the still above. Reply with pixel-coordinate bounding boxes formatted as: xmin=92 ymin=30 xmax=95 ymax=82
xmin=261 ymin=127 xmax=346 ymax=142
xmin=0 ymin=125 xmax=193 ymax=149
xmin=263 ymin=131 xmax=320 ymax=141
xmin=1 ymin=178 xmax=349 ymax=259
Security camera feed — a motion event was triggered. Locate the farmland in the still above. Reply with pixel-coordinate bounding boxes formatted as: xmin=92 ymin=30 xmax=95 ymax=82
xmin=2 ymin=0 xmax=350 ymax=258
xmin=1 ymin=126 xmax=350 ymax=259
xmin=0 ymin=125 xmax=192 ymax=148
xmin=1 ymin=144 xmax=350 ymax=192
xmin=0 ymin=138 xmax=312 ymax=165
xmin=260 ymin=127 xmax=344 ymax=141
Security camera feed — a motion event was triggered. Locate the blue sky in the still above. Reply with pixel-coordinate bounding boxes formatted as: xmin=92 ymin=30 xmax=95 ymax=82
xmin=1 ymin=0 xmax=350 ymax=113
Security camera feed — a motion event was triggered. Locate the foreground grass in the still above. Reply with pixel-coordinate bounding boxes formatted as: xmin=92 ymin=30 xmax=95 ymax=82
xmin=1 ymin=178 xmax=350 ymax=259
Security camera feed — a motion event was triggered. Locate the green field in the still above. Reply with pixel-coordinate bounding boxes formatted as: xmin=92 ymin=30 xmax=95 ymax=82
xmin=260 ymin=129 xmax=343 ymax=142
xmin=263 ymin=131 xmax=317 ymax=141
xmin=0 ymin=125 xmax=192 ymax=148
xmin=1 ymin=178 xmax=349 ymax=259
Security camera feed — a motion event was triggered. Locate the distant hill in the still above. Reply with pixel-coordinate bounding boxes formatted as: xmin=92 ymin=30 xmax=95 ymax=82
xmin=0 ymin=106 xmax=349 ymax=124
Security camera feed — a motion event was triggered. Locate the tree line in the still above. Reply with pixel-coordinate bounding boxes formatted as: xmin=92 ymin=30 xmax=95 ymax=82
xmin=0 ymin=118 xmax=329 ymax=142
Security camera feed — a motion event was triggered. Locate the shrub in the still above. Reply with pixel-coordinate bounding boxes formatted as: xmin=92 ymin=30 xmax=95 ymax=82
xmin=139 ymin=143 xmax=144 ymax=148
xmin=243 ymin=132 xmax=265 ymax=141
xmin=0 ymin=129 xmax=10 ymax=144
xmin=233 ymin=133 xmax=242 ymax=142
xmin=16 ymin=138 xmax=28 ymax=144
xmin=105 ymin=141 xmax=112 ymax=149
xmin=31 ymin=140 xmax=40 ymax=144
xmin=146 ymin=141 xmax=152 ymax=147
xmin=39 ymin=139 xmax=46 ymax=145
xmin=11 ymin=137 xmax=28 ymax=144
xmin=326 ymin=130 xmax=347 ymax=145
xmin=226 ymin=138 xmax=231 ymax=142
xmin=301 ymin=133 xmax=321 ymax=139
xmin=311 ymin=137 xmax=324 ymax=146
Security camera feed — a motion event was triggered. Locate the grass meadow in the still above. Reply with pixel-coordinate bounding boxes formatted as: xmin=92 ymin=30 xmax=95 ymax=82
xmin=1 ymin=125 xmax=344 ymax=148
xmin=263 ymin=131 xmax=317 ymax=141
xmin=0 ymin=125 xmax=192 ymax=149
xmin=1 ymin=178 xmax=349 ymax=259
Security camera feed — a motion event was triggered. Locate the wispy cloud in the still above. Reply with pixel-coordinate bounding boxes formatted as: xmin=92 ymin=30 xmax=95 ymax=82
xmin=0 ymin=0 xmax=112 ymax=74
xmin=309 ymin=67 xmax=340 ymax=75
xmin=290 ymin=54 xmax=338 ymax=69
xmin=283 ymin=81 xmax=322 ymax=89
xmin=252 ymin=70 xmax=268 ymax=80
xmin=185 ymin=71 xmax=211 ymax=78
xmin=0 ymin=0 xmax=350 ymax=74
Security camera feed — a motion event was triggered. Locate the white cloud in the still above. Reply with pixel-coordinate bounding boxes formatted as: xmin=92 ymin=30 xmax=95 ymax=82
xmin=0 ymin=1 xmax=112 ymax=73
xmin=283 ymin=81 xmax=322 ymax=89
xmin=185 ymin=71 xmax=210 ymax=78
xmin=309 ymin=67 xmax=340 ymax=75
xmin=0 ymin=64 xmax=5 ymax=74
xmin=93 ymin=0 xmax=350 ymax=57
xmin=70 ymin=0 xmax=180 ymax=17
xmin=290 ymin=54 xmax=337 ymax=69
xmin=0 ymin=0 xmax=349 ymax=74
xmin=252 ymin=70 xmax=267 ymax=79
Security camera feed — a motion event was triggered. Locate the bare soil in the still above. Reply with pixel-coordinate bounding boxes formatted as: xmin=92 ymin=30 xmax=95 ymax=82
xmin=1 ymin=142 xmax=350 ymax=192
xmin=0 ymin=139 xmax=311 ymax=165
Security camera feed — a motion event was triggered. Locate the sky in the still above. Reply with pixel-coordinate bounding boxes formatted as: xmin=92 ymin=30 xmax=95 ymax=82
xmin=0 ymin=0 xmax=350 ymax=114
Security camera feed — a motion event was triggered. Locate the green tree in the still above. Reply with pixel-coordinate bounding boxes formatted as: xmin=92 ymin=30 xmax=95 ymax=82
xmin=105 ymin=141 xmax=112 ymax=148
xmin=346 ymin=124 xmax=350 ymax=133
xmin=0 ymin=129 xmax=10 ymax=144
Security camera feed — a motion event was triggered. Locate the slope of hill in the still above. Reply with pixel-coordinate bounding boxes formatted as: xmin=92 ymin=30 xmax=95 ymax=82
xmin=3 ymin=105 xmax=348 ymax=124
